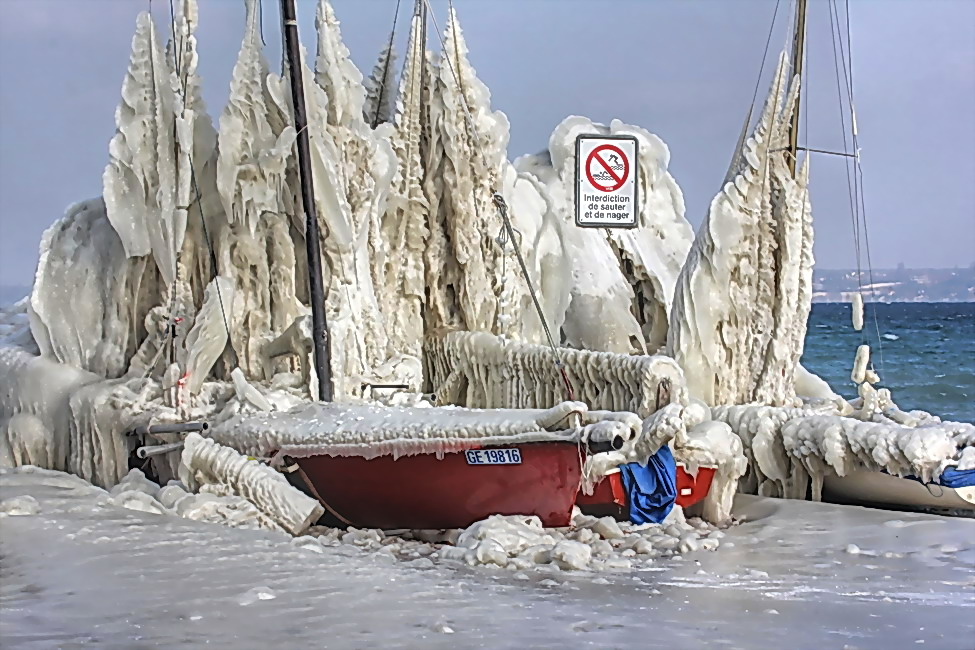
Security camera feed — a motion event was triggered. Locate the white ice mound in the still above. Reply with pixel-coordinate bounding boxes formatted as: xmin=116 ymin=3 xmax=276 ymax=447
xmin=668 ymin=52 xmax=813 ymax=407
xmin=0 ymin=494 xmax=41 ymax=516
xmin=517 ymin=116 xmax=694 ymax=354
xmin=423 ymin=8 xmax=568 ymax=346
xmin=318 ymin=507 xmax=724 ymax=573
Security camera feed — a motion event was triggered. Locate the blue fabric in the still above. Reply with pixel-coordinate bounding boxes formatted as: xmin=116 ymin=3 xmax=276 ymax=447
xmin=892 ymin=467 xmax=975 ymax=489
xmin=938 ymin=467 xmax=975 ymax=489
xmin=619 ymin=446 xmax=678 ymax=524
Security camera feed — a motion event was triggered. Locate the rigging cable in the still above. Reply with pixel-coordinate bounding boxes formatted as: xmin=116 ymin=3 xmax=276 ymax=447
xmin=748 ymin=0 xmax=783 ymax=120
xmin=165 ymin=0 xmax=239 ymax=370
xmin=827 ymin=0 xmax=865 ymax=342
xmin=422 ymin=0 xmax=574 ymax=401
xmin=371 ymin=0 xmax=403 ymax=129
xmin=167 ymin=0 xmax=186 ymax=369
xmin=842 ymin=0 xmax=886 ymax=377
xmin=829 ymin=0 xmax=885 ymax=376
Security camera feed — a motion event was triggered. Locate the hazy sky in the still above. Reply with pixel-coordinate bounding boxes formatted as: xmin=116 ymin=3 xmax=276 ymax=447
xmin=1 ymin=0 xmax=973 ymax=288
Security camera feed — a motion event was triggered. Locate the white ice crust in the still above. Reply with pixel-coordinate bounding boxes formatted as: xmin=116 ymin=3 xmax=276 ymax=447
xmin=213 ymin=401 xmax=652 ymax=494
xmin=1 ymin=1 xmax=971 ymax=527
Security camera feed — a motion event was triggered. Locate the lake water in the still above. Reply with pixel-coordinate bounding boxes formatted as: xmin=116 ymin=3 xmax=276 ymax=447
xmin=803 ymin=302 xmax=974 ymax=423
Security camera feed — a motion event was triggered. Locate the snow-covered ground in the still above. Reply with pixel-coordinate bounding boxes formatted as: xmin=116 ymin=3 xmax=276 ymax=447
xmin=2 ymin=467 xmax=972 ymax=649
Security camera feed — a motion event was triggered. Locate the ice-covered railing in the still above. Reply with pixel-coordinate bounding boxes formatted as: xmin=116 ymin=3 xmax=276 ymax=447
xmin=423 ymin=331 xmax=687 ymax=417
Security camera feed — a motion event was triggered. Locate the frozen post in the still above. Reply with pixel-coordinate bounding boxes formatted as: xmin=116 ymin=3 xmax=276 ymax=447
xmin=280 ymin=0 xmax=332 ymax=402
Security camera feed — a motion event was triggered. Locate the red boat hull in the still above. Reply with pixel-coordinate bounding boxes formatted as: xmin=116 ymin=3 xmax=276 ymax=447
xmin=676 ymin=466 xmax=715 ymax=507
xmin=294 ymin=442 xmax=583 ymax=529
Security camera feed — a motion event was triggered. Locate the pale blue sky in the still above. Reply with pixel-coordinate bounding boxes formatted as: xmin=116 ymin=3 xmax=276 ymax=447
xmin=1 ymin=0 xmax=973 ymax=288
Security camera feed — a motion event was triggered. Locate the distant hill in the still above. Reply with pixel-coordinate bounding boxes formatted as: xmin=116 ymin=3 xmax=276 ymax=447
xmin=812 ymin=267 xmax=974 ymax=303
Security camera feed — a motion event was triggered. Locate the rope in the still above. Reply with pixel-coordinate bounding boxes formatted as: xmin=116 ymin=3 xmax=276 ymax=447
xmin=841 ymin=0 xmax=886 ymax=377
xmin=371 ymin=0 xmax=403 ymax=129
xmin=423 ymin=0 xmax=574 ymax=402
xmin=750 ymin=0 xmax=783 ymax=117
xmin=829 ymin=0 xmax=885 ymax=376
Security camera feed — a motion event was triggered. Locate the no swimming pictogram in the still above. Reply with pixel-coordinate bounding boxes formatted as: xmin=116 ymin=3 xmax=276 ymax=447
xmin=585 ymin=144 xmax=630 ymax=192
xmin=574 ymin=133 xmax=639 ymax=228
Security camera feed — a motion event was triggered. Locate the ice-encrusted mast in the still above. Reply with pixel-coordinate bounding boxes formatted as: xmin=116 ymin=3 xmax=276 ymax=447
xmin=309 ymin=0 xmax=404 ymax=394
xmin=376 ymin=0 xmax=431 ymax=358
xmin=102 ymin=12 xmax=180 ymax=288
xmin=213 ymin=0 xmax=303 ymax=382
xmin=667 ymin=52 xmax=814 ymax=407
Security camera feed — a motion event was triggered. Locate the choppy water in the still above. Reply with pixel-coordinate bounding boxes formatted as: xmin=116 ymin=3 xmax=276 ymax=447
xmin=803 ymin=303 xmax=974 ymax=423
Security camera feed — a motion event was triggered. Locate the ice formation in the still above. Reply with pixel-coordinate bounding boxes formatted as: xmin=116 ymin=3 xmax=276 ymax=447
xmin=180 ymin=432 xmax=323 ymax=534
xmin=2 ymin=0 xmax=972 ymax=543
xmin=668 ymin=53 xmax=813 ymax=407
xmin=301 ymin=504 xmax=724 ymax=574
xmin=713 ymin=402 xmax=975 ymax=501
xmin=517 ymin=116 xmax=694 ymax=354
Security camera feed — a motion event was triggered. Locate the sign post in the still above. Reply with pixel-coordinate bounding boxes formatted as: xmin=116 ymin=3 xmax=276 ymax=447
xmin=574 ymin=134 xmax=639 ymax=228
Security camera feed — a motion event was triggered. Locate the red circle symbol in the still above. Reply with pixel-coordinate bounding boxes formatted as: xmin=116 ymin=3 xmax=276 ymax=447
xmin=585 ymin=145 xmax=629 ymax=192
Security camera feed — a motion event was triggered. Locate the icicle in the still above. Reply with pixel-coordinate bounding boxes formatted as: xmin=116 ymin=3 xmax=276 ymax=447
xmin=851 ymin=292 xmax=864 ymax=331
xmin=851 ymin=344 xmax=870 ymax=384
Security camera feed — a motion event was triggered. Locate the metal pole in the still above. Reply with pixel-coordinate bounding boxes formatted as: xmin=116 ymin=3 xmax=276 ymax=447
xmin=136 ymin=442 xmax=186 ymax=460
xmin=280 ymin=0 xmax=332 ymax=402
xmin=787 ymin=0 xmax=807 ymax=177
xmin=127 ymin=421 xmax=209 ymax=437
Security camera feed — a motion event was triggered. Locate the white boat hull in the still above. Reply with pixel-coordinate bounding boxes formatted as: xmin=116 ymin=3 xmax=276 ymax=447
xmin=824 ymin=470 xmax=975 ymax=514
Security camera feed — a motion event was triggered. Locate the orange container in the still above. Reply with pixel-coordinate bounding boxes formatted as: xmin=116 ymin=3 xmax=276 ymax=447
xmin=675 ymin=465 xmax=716 ymax=507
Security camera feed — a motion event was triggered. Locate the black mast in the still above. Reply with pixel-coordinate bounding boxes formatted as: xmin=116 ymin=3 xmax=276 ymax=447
xmin=280 ymin=0 xmax=332 ymax=402
xmin=787 ymin=0 xmax=807 ymax=178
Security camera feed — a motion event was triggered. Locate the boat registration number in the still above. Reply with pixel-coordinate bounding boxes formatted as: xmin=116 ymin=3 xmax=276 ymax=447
xmin=465 ymin=448 xmax=522 ymax=465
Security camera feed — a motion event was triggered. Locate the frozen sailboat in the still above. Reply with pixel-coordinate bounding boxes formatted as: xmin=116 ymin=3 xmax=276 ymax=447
xmin=266 ymin=0 xmax=598 ymax=529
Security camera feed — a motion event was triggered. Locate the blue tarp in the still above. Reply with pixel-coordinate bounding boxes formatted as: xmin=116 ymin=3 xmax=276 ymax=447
xmin=938 ymin=467 xmax=975 ymax=489
xmin=619 ymin=446 xmax=677 ymax=525
xmin=895 ymin=467 xmax=975 ymax=490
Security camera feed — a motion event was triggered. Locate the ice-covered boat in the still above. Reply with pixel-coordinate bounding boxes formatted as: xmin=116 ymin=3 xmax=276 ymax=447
xmin=208 ymin=401 xmax=656 ymax=529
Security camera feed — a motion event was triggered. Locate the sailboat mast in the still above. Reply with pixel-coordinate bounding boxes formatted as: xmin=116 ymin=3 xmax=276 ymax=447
xmin=787 ymin=0 xmax=807 ymax=177
xmin=280 ymin=0 xmax=333 ymax=402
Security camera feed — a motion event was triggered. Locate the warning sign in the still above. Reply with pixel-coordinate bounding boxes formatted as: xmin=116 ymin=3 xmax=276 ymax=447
xmin=575 ymin=134 xmax=639 ymax=228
